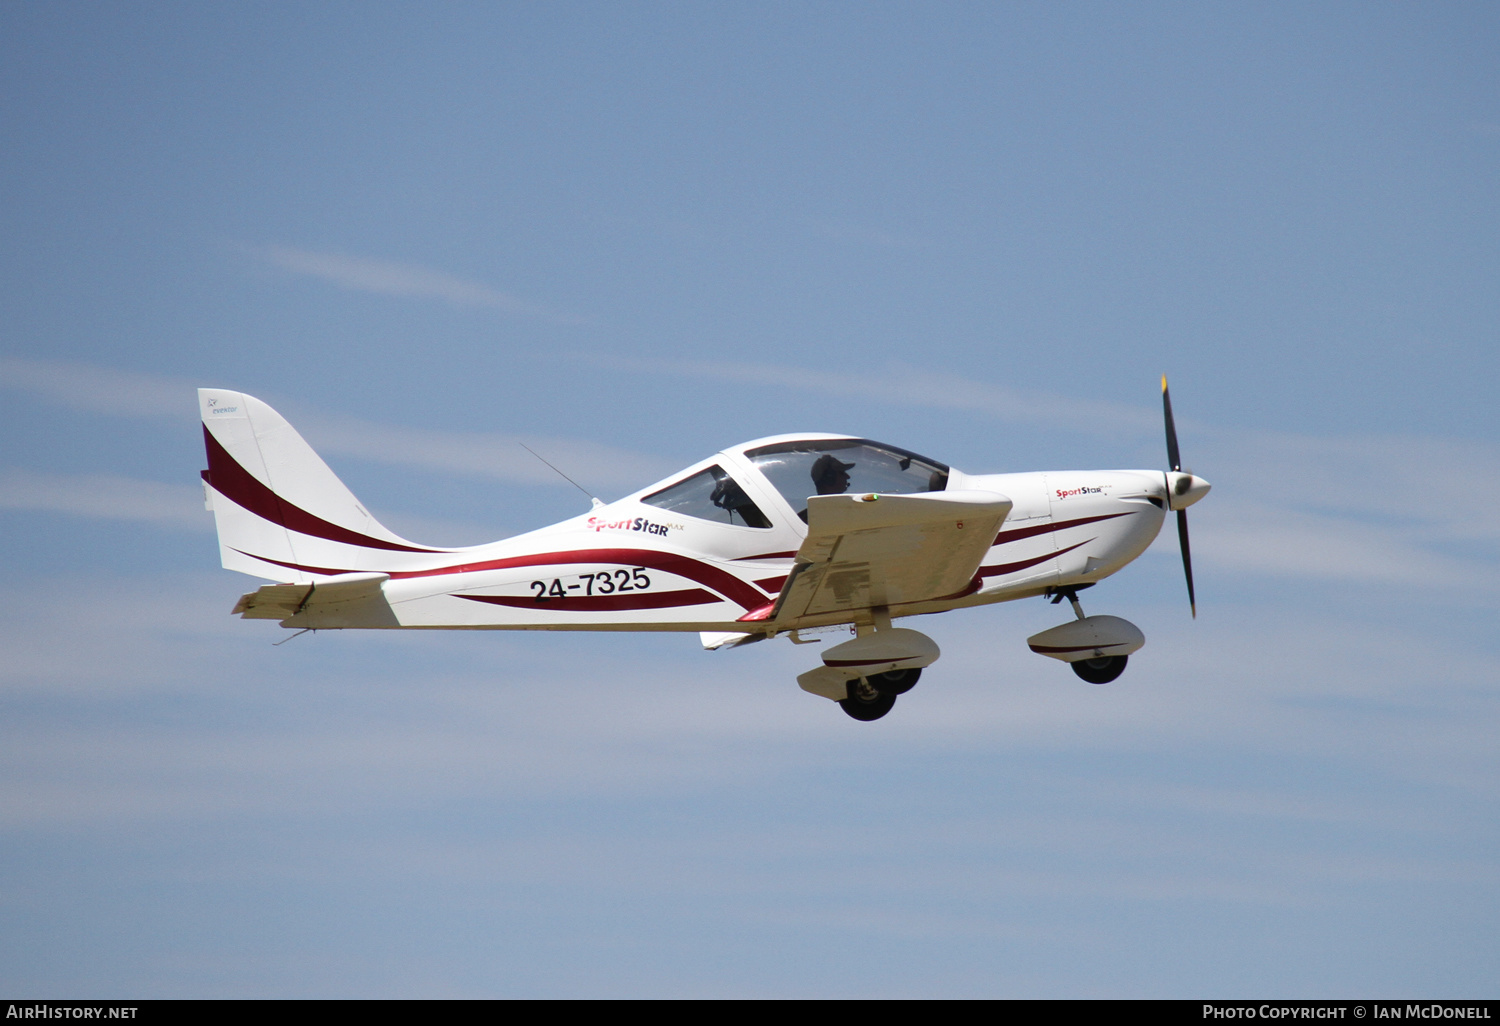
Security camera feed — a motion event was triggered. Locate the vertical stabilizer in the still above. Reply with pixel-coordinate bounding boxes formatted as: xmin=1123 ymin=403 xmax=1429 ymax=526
xmin=198 ymin=389 xmax=449 ymax=582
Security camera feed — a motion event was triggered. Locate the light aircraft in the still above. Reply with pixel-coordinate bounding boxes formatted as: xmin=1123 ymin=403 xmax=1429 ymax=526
xmin=198 ymin=380 xmax=1209 ymax=721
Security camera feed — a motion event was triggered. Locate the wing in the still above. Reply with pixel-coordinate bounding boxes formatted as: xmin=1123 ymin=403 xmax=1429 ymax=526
xmin=764 ymin=490 xmax=1012 ymax=623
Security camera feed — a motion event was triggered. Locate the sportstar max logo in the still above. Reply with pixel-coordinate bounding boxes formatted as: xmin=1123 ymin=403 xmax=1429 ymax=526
xmin=587 ymin=516 xmax=679 ymax=537
xmin=1055 ymin=486 xmax=1104 ymax=499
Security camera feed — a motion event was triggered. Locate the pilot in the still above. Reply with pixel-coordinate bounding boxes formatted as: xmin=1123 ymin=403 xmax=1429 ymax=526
xmin=810 ymin=453 xmax=855 ymax=495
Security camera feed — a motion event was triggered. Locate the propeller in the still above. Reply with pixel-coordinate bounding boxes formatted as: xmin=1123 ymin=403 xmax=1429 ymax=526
xmin=1161 ymin=375 xmax=1208 ymax=618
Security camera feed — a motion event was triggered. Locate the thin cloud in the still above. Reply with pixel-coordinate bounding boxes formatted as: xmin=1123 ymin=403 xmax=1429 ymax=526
xmin=578 ymin=353 xmax=1157 ymax=435
xmin=293 ymin=410 xmax=676 ymax=496
xmin=0 ymin=356 xmax=196 ymax=420
xmin=0 ymin=359 xmax=672 ymax=494
xmin=0 ymin=468 xmax=210 ymax=531
xmin=2 ymin=572 xmax=1493 ymax=831
xmin=1213 ymin=430 xmax=1500 ymax=540
xmin=1182 ymin=499 xmax=1489 ymax=591
xmin=247 ymin=245 xmax=593 ymax=326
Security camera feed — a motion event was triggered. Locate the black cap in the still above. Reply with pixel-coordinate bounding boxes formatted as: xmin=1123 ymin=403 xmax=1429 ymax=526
xmin=810 ymin=453 xmax=855 ymax=486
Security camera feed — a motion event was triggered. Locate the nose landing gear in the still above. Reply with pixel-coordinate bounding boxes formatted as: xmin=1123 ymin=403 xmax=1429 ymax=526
xmin=1071 ymin=654 xmax=1128 ymax=684
xmin=1028 ymin=587 xmax=1144 ymax=685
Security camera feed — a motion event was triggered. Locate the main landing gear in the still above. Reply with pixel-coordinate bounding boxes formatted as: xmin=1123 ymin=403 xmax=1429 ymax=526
xmin=837 ymin=667 xmax=922 ymax=721
xmin=796 ymin=616 xmax=938 ymax=723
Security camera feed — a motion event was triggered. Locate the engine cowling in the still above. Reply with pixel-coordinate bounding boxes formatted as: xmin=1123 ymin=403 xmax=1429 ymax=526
xmin=1027 ymin=615 xmax=1144 ymax=663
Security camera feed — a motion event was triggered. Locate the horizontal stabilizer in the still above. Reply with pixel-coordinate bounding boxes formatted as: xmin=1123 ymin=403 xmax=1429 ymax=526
xmin=234 ymin=572 xmax=395 ymax=628
xmin=233 ymin=582 xmax=314 ymax=620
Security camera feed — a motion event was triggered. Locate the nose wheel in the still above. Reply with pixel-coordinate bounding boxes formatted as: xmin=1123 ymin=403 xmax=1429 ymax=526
xmin=1071 ymin=654 xmax=1128 ymax=684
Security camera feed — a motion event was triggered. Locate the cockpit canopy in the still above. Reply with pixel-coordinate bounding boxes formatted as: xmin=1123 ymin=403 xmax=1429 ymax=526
xmin=636 ymin=464 xmax=773 ymax=528
xmin=639 ymin=437 xmax=950 ymax=528
xmin=745 ymin=438 xmax=950 ymax=520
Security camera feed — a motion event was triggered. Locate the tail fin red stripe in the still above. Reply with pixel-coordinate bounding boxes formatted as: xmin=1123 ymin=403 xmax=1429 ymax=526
xmin=202 ymin=426 xmax=446 ymax=554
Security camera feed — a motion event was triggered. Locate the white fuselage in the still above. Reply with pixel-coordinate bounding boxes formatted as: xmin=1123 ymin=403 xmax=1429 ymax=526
xmin=288 ymin=465 xmax=1168 ymax=633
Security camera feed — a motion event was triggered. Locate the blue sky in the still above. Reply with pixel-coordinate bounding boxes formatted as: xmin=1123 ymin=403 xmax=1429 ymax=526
xmin=2 ymin=1 xmax=1497 ymax=997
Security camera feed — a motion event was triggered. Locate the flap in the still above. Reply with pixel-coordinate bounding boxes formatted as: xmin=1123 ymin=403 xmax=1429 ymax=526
xmin=767 ymin=490 xmax=1012 ymax=623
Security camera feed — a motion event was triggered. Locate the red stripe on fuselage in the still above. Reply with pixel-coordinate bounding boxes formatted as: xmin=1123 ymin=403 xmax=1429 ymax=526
xmin=978 ymin=538 xmax=1092 ymax=579
xmin=231 ymin=546 xmax=766 ymax=611
xmin=202 ymin=427 xmax=445 ymax=554
xmin=385 ymin=549 xmax=765 ymax=611
xmin=459 ymin=588 xmax=719 ymax=612
xmin=992 ymin=511 xmax=1131 ymax=547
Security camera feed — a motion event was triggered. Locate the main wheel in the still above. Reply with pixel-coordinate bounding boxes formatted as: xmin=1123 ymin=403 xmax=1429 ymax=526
xmin=839 ymin=677 xmax=898 ymax=721
xmin=1071 ymin=654 xmax=1128 ymax=684
xmin=870 ymin=667 xmax=921 ymax=696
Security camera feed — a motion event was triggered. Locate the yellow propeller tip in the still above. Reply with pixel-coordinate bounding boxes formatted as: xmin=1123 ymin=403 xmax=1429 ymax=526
xmin=1161 ymin=374 xmax=1169 ymax=392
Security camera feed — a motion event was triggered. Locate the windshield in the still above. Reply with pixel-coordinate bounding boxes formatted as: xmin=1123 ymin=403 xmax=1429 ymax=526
xmin=745 ymin=439 xmax=949 ymax=519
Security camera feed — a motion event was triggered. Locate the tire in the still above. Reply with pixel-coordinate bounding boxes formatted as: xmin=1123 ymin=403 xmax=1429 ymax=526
xmin=1071 ymin=654 xmax=1127 ymax=684
xmin=839 ymin=678 xmax=898 ymax=721
xmin=871 ymin=667 xmax=921 ymax=696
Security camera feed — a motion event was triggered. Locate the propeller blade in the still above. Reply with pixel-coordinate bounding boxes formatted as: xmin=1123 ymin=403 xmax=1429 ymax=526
xmin=1162 ymin=374 xmax=1181 ymax=472
xmin=1177 ymin=508 xmax=1196 ymax=618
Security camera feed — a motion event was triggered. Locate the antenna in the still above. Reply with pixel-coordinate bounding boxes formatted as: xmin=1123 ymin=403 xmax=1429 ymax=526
xmin=519 ymin=442 xmax=603 ymax=509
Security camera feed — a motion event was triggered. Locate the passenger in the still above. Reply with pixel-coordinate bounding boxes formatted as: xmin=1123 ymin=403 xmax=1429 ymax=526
xmin=710 ymin=474 xmax=770 ymax=528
